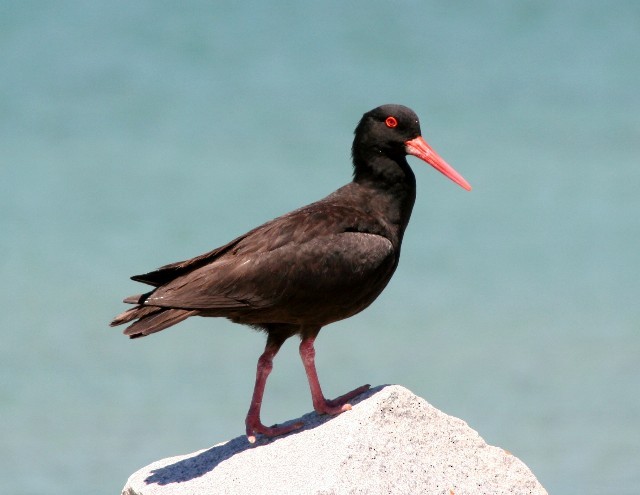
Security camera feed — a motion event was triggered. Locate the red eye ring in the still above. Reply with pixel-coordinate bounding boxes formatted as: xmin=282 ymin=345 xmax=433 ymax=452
xmin=385 ymin=116 xmax=398 ymax=128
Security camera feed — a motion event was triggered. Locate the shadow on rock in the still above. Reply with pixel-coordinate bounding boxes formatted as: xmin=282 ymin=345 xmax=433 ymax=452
xmin=144 ymin=386 xmax=384 ymax=485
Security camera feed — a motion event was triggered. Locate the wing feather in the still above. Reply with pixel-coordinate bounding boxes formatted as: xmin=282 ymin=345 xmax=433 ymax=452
xmin=143 ymin=232 xmax=395 ymax=313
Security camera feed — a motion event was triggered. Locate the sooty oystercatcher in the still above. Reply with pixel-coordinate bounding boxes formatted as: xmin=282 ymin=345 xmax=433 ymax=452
xmin=111 ymin=104 xmax=471 ymax=442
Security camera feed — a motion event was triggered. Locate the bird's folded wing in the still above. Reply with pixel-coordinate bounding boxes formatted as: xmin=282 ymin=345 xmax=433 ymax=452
xmin=142 ymin=232 xmax=395 ymax=310
xmin=129 ymin=201 xmax=390 ymax=288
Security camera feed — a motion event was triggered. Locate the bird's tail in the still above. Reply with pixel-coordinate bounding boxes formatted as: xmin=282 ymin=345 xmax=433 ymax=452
xmin=110 ymin=304 xmax=197 ymax=339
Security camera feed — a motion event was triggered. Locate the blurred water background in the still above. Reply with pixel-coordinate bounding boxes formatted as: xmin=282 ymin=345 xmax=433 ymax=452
xmin=1 ymin=1 xmax=638 ymax=493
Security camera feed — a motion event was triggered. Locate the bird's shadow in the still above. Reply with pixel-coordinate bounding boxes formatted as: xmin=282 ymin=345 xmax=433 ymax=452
xmin=143 ymin=385 xmax=385 ymax=486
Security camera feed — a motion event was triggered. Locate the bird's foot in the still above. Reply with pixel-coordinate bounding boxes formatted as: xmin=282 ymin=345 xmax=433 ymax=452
xmin=313 ymin=384 xmax=371 ymax=415
xmin=245 ymin=418 xmax=303 ymax=444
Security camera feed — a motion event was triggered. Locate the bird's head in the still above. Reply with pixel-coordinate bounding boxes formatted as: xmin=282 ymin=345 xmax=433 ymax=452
xmin=352 ymin=104 xmax=471 ymax=191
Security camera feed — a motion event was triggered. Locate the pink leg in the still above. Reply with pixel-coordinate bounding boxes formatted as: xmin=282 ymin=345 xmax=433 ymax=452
xmin=299 ymin=332 xmax=370 ymax=415
xmin=245 ymin=339 xmax=302 ymax=443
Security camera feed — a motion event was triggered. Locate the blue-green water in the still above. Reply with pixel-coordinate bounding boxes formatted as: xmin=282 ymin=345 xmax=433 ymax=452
xmin=1 ymin=1 xmax=638 ymax=493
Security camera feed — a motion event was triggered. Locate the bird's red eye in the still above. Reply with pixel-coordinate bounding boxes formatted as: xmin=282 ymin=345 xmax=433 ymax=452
xmin=385 ymin=116 xmax=398 ymax=128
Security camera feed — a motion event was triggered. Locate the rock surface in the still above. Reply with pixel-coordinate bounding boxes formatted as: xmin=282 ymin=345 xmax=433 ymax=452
xmin=123 ymin=385 xmax=547 ymax=495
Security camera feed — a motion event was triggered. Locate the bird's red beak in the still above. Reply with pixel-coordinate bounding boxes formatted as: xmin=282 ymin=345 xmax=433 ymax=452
xmin=405 ymin=136 xmax=471 ymax=191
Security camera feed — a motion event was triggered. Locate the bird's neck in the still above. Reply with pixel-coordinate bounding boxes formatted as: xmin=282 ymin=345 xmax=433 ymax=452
xmin=351 ymin=154 xmax=417 ymax=241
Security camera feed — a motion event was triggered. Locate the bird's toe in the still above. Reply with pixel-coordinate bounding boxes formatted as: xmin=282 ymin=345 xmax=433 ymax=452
xmin=313 ymin=384 xmax=371 ymax=415
xmin=246 ymin=419 xmax=303 ymax=443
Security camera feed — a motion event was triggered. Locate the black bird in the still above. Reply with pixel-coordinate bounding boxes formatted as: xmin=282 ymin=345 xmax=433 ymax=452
xmin=111 ymin=104 xmax=471 ymax=442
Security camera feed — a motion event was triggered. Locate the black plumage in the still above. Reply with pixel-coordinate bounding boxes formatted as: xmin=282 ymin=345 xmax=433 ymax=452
xmin=111 ymin=104 xmax=470 ymax=442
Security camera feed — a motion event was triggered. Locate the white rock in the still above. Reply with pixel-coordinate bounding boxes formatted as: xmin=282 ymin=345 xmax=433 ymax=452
xmin=123 ymin=385 xmax=547 ymax=495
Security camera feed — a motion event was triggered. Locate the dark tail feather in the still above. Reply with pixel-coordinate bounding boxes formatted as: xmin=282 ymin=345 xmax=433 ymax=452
xmin=123 ymin=292 xmax=152 ymax=305
xmin=110 ymin=305 xmax=163 ymax=326
xmin=120 ymin=308 xmax=197 ymax=339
